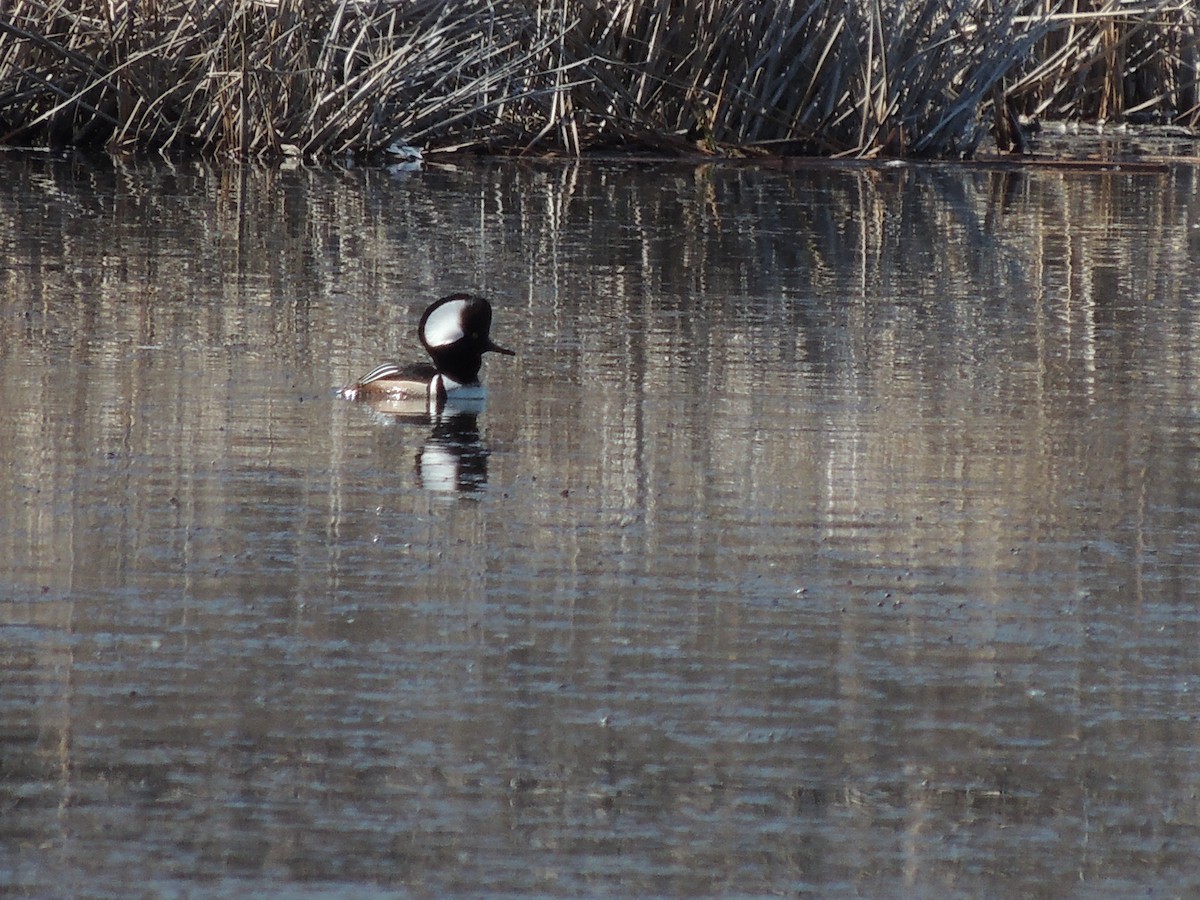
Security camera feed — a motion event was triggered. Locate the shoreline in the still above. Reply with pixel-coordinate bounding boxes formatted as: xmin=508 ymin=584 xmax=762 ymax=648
xmin=4 ymin=121 xmax=1197 ymax=174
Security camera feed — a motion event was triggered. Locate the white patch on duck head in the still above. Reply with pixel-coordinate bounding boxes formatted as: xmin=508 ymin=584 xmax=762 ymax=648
xmin=422 ymin=298 xmax=468 ymax=348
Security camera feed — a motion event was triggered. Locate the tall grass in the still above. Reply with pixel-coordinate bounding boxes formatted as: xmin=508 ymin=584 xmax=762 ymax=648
xmin=0 ymin=0 xmax=1195 ymax=160
xmin=1009 ymin=1 xmax=1198 ymax=125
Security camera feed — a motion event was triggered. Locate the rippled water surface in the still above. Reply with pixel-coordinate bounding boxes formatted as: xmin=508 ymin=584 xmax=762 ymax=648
xmin=3 ymin=150 xmax=1200 ymax=897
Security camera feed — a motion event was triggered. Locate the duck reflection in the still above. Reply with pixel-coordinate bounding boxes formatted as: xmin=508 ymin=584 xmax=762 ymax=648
xmin=415 ymin=411 xmax=489 ymax=493
xmin=362 ymin=394 xmax=492 ymax=494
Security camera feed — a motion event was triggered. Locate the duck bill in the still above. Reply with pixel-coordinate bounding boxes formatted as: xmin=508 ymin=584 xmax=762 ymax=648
xmin=486 ymin=339 xmax=516 ymax=356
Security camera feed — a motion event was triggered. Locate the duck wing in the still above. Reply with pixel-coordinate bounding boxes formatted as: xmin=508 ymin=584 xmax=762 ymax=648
xmin=357 ymin=361 xmax=437 ymax=385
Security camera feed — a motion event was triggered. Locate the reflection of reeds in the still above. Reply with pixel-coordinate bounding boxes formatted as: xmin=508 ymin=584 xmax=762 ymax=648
xmin=0 ymin=1 xmax=1195 ymax=159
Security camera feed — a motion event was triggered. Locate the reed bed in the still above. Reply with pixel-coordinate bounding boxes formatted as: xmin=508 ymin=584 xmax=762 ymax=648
xmin=0 ymin=0 xmax=1196 ymax=160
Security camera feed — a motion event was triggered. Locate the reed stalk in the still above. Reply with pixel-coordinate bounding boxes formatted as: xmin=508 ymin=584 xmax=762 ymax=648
xmin=0 ymin=0 xmax=1195 ymax=160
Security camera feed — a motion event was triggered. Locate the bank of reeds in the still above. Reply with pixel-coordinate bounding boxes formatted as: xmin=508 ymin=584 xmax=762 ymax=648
xmin=0 ymin=0 xmax=1196 ymax=160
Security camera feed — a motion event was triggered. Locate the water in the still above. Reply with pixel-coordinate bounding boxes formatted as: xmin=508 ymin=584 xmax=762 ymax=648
xmin=2 ymin=149 xmax=1200 ymax=897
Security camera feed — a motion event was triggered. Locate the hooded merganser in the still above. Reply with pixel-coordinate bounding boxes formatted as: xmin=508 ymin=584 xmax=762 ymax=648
xmin=337 ymin=293 xmax=515 ymax=407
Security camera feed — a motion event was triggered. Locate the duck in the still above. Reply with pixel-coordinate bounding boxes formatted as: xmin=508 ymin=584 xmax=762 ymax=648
xmin=337 ymin=293 xmax=515 ymax=409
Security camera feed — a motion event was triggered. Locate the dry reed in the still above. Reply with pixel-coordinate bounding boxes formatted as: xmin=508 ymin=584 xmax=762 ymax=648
xmin=0 ymin=0 xmax=1195 ymax=160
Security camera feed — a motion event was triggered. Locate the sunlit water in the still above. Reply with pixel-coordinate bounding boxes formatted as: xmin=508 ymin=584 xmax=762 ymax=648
xmin=2 ymin=149 xmax=1200 ymax=897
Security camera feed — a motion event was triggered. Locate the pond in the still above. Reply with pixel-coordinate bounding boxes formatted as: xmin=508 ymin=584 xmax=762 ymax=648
xmin=2 ymin=149 xmax=1200 ymax=896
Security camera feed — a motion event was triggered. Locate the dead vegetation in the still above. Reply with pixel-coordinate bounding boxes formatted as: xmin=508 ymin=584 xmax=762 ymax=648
xmin=0 ymin=0 xmax=1195 ymax=160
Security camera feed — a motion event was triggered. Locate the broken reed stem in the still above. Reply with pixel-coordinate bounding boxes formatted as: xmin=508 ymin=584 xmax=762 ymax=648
xmin=0 ymin=0 xmax=1195 ymax=160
